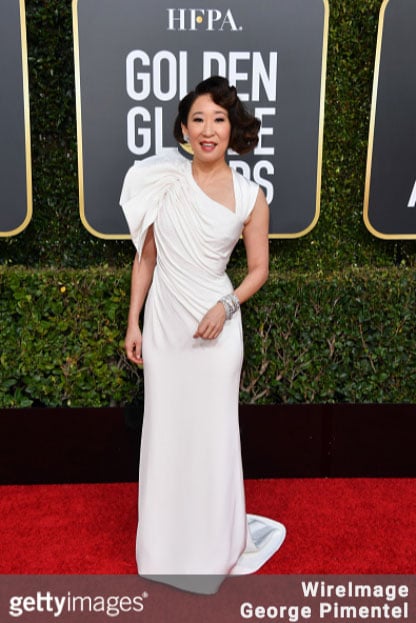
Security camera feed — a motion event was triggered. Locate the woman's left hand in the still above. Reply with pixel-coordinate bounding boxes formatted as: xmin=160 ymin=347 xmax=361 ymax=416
xmin=193 ymin=302 xmax=226 ymax=340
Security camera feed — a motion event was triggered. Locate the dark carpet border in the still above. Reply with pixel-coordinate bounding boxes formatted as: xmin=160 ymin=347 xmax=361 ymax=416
xmin=0 ymin=404 xmax=415 ymax=484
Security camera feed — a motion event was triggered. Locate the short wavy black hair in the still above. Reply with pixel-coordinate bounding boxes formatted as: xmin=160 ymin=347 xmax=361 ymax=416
xmin=173 ymin=76 xmax=260 ymax=155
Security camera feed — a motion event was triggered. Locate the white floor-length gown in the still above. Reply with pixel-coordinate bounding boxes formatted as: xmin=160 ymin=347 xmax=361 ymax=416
xmin=120 ymin=150 xmax=285 ymax=592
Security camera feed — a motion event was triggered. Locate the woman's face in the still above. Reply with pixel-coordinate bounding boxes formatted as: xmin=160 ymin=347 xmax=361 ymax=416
xmin=181 ymin=94 xmax=231 ymax=164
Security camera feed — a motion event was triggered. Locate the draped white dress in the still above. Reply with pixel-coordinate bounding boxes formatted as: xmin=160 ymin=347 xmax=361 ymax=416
xmin=120 ymin=150 xmax=285 ymax=589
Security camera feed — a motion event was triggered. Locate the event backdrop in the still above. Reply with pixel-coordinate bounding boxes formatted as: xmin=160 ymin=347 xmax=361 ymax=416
xmin=0 ymin=0 xmax=31 ymax=237
xmin=73 ymin=0 xmax=328 ymax=239
xmin=364 ymin=0 xmax=416 ymax=239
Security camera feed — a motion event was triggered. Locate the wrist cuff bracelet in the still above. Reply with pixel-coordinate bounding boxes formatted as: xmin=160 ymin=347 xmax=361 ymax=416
xmin=218 ymin=293 xmax=240 ymax=320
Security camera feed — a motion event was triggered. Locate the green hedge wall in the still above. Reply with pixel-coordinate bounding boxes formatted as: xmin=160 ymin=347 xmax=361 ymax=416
xmin=1 ymin=266 xmax=416 ymax=407
xmin=242 ymin=268 xmax=416 ymax=403
xmin=0 ymin=267 xmax=136 ymax=407
xmin=1 ymin=1 xmax=416 ymax=406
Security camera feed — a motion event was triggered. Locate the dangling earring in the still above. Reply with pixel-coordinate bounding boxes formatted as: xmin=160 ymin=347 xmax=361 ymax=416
xmin=179 ymin=132 xmax=194 ymax=158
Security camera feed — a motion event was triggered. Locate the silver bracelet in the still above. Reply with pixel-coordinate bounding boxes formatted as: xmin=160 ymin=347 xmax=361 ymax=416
xmin=218 ymin=293 xmax=240 ymax=320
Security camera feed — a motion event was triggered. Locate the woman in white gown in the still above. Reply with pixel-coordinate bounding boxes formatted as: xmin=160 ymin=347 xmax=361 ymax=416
xmin=120 ymin=77 xmax=285 ymax=591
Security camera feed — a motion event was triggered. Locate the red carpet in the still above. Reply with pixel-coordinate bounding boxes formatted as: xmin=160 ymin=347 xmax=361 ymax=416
xmin=1 ymin=479 xmax=415 ymax=574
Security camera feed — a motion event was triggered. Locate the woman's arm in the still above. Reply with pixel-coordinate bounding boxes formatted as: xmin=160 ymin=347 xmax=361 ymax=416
xmin=125 ymin=225 xmax=157 ymax=364
xmin=194 ymin=188 xmax=269 ymax=340
xmin=234 ymin=187 xmax=269 ymax=303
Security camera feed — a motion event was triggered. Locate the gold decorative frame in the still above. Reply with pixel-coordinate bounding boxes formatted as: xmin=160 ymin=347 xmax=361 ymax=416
xmin=363 ymin=0 xmax=416 ymax=239
xmin=0 ymin=0 xmax=32 ymax=237
xmin=73 ymin=0 xmax=329 ymax=240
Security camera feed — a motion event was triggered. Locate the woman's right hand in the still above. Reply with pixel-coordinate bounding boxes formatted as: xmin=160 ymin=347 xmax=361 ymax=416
xmin=125 ymin=324 xmax=143 ymax=365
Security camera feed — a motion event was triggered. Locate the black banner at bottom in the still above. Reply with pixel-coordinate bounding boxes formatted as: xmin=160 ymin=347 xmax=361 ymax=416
xmin=0 ymin=575 xmax=414 ymax=622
